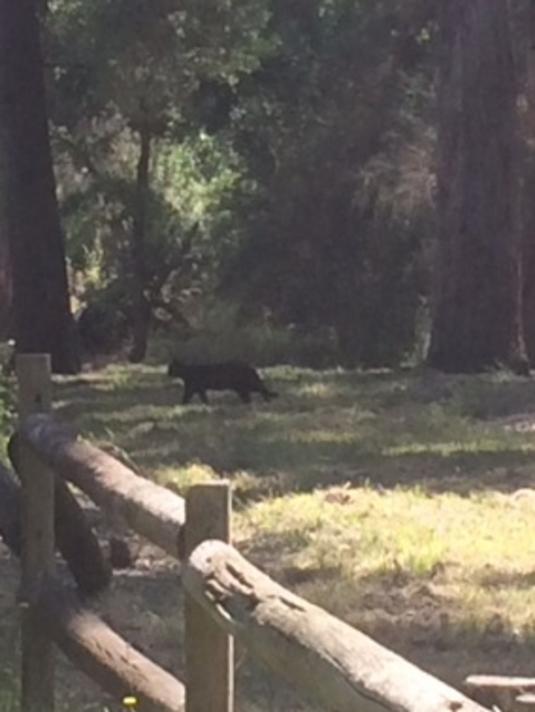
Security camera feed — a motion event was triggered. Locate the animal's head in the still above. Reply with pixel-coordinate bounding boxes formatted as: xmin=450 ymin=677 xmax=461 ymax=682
xmin=168 ymin=359 xmax=186 ymax=378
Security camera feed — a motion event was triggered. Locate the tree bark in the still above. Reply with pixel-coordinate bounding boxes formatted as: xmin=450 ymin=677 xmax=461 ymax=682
xmin=129 ymin=125 xmax=152 ymax=363
xmin=521 ymin=0 xmax=535 ymax=363
xmin=0 ymin=2 xmax=12 ymax=340
xmin=428 ymin=0 xmax=528 ymax=374
xmin=0 ymin=0 xmax=80 ymax=373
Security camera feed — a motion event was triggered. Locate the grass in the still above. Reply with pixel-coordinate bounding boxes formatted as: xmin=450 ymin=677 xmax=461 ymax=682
xmin=0 ymin=675 xmax=17 ymax=712
xmin=7 ymin=363 xmax=535 ymax=709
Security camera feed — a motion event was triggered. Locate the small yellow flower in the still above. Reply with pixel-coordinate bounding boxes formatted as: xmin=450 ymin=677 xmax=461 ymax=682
xmin=122 ymin=695 xmax=138 ymax=710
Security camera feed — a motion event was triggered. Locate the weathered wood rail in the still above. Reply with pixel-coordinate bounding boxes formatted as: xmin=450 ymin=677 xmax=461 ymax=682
xmin=0 ymin=354 xmax=496 ymax=712
xmin=13 ymin=413 xmax=186 ymax=558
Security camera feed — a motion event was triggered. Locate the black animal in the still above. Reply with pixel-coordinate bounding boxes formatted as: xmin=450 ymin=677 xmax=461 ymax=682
xmin=168 ymin=359 xmax=278 ymax=404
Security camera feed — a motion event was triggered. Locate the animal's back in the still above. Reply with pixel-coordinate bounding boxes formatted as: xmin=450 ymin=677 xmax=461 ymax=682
xmin=168 ymin=358 xmax=277 ymax=402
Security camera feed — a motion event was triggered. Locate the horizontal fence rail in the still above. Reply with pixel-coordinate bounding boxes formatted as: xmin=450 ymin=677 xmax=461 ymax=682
xmin=0 ymin=354 xmax=496 ymax=712
xmin=37 ymin=578 xmax=185 ymax=712
xmin=183 ymin=540 xmax=489 ymax=712
xmin=14 ymin=413 xmax=186 ymax=559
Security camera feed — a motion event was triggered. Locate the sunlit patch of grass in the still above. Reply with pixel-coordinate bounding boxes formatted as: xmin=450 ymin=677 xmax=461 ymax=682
xmin=294 ymin=381 xmax=340 ymax=399
xmin=236 ymin=488 xmax=448 ymax=579
xmin=154 ymin=462 xmax=219 ymax=496
xmin=235 ymin=484 xmax=535 ymax=638
xmin=383 ymin=437 xmax=535 ymax=457
xmin=52 ymin=362 xmax=535 ymax=690
xmin=53 ymin=364 xmax=535 ymax=502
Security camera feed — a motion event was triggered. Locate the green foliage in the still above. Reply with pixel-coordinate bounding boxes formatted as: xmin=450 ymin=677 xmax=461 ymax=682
xmin=47 ymin=0 xmax=437 ymax=366
xmin=47 ymin=0 xmax=279 ymax=352
xmin=149 ymin=302 xmax=339 ymax=367
xmin=0 ymin=348 xmax=15 ymax=455
xmin=219 ymin=0 xmax=437 ymax=365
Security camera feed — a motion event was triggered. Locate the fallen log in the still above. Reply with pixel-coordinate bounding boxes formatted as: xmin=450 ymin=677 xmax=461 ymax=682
xmin=184 ymin=540 xmax=490 ymax=712
xmin=14 ymin=414 xmax=186 ymax=558
xmin=3 ymin=447 xmax=110 ymax=596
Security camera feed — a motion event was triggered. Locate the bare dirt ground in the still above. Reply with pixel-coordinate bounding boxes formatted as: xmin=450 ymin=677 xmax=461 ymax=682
xmin=3 ymin=526 xmax=535 ymax=712
xmin=0 ymin=535 xmax=308 ymax=712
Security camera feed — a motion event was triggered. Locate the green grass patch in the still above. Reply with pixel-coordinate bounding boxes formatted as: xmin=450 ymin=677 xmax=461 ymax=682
xmin=50 ymin=363 xmax=535 ymax=699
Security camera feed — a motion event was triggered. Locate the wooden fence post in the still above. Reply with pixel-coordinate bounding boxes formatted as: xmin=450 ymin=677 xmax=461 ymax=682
xmin=16 ymin=354 xmax=55 ymax=712
xmin=185 ymin=482 xmax=233 ymax=712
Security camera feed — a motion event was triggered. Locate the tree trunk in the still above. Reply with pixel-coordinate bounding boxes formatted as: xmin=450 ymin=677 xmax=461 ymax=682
xmin=0 ymin=0 xmax=80 ymax=374
xmin=129 ymin=126 xmax=152 ymax=363
xmin=428 ymin=0 xmax=528 ymax=374
xmin=0 ymin=116 xmax=12 ymax=340
xmin=521 ymin=0 xmax=535 ymax=363
xmin=0 ymin=6 xmax=12 ymax=340
xmin=0 ymin=197 xmax=13 ymax=340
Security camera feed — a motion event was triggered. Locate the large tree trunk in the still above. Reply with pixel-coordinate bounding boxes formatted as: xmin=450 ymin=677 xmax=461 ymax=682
xmin=129 ymin=126 xmax=152 ymax=363
xmin=0 ymin=6 xmax=12 ymax=340
xmin=0 ymin=238 xmax=12 ymax=340
xmin=0 ymin=0 xmax=80 ymax=374
xmin=0 ymin=180 xmax=13 ymax=340
xmin=521 ymin=1 xmax=535 ymax=362
xmin=428 ymin=0 xmax=528 ymax=374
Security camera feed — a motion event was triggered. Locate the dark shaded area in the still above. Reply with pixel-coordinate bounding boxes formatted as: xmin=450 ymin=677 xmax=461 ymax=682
xmin=0 ymin=0 xmax=80 ymax=373
xmin=77 ymin=302 xmax=129 ymax=356
xmin=1 ymin=448 xmax=111 ymax=596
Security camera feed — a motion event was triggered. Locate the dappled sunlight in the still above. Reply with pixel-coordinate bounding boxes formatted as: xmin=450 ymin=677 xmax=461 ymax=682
xmin=294 ymin=381 xmax=342 ymax=399
xmin=154 ymin=462 xmax=219 ymax=495
xmin=274 ymin=428 xmax=361 ymax=445
xmin=236 ymin=484 xmax=535 ymax=657
xmin=53 ymin=364 xmax=535 ymax=500
xmin=383 ymin=438 xmax=535 ymax=458
xmin=18 ymin=362 xmax=535 ymax=706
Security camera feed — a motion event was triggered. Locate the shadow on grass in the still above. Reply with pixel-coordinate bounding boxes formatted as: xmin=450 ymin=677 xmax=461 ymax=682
xmin=49 ymin=366 xmax=535 ymax=499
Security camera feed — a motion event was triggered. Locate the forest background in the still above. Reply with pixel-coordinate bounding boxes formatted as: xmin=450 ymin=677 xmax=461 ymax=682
xmin=2 ymin=1 xmax=535 ymax=377
xmin=0 ymin=0 xmax=444 ymax=370
xmin=3 ymin=4 xmax=535 ymax=710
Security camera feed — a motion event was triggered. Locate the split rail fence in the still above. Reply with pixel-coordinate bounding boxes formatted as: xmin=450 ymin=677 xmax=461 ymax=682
xmin=0 ymin=354 xmax=501 ymax=712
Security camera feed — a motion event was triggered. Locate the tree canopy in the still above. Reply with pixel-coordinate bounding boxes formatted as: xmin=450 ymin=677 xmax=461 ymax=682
xmin=3 ymin=0 xmax=534 ymax=372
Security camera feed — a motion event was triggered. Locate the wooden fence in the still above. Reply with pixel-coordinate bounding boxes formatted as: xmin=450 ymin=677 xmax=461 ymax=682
xmin=0 ymin=354 xmax=495 ymax=712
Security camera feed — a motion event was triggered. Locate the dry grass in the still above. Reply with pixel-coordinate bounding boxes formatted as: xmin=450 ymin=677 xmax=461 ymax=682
xmin=4 ymin=363 xmax=535 ymax=710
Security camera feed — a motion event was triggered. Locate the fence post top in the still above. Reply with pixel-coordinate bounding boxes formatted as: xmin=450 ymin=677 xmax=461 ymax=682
xmin=15 ymin=353 xmax=53 ymax=420
xmin=15 ymin=353 xmax=51 ymax=363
